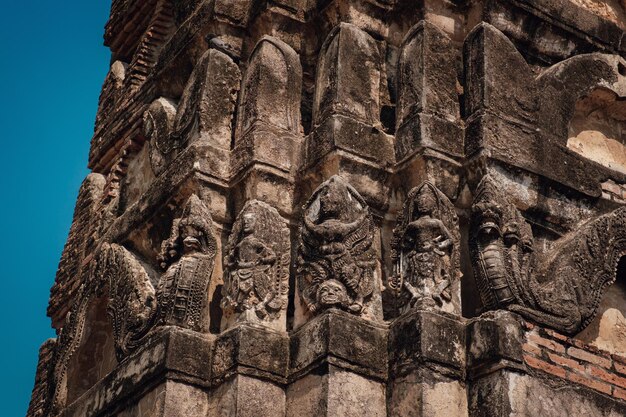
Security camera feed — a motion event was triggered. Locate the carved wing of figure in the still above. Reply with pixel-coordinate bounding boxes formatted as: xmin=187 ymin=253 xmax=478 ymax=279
xmin=298 ymin=221 xmax=327 ymax=313
xmin=221 ymin=249 xmax=240 ymax=310
xmin=266 ymin=238 xmax=290 ymax=313
xmin=300 ymin=218 xmax=332 ymax=283
xmin=96 ymin=243 xmax=157 ymax=360
xmin=342 ymin=211 xmax=376 ymax=296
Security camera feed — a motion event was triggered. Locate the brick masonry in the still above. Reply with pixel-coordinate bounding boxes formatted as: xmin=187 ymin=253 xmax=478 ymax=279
xmin=523 ymin=322 xmax=626 ymax=401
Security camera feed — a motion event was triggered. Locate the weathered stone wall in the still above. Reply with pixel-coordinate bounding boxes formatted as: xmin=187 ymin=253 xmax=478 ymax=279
xmin=26 ymin=0 xmax=626 ymax=416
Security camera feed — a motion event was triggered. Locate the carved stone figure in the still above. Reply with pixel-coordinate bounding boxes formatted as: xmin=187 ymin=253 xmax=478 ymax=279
xmin=42 ymin=194 xmax=217 ymax=416
xmin=298 ymin=176 xmax=377 ymax=317
xmin=470 ymin=175 xmax=626 ymax=334
xmin=97 ymin=243 xmax=157 ymax=359
xmin=156 ymin=194 xmax=217 ymax=331
xmin=469 ymin=176 xmax=534 ymax=312
xmin=390 ymin=182 xmax=461 ymax=313
xmin=316 ymin=279 xmax=350 ymax=309
xmin=221 ymin=200 xmax=289 ymax=327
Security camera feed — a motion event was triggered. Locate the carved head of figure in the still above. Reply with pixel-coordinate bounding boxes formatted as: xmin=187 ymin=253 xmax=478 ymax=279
xmin=159 ymin=195 xmax=217 ymax=268
xmin=475 ymin=202 xmax=502 ymax=239
xmin=413 ymin=184 xmax=437 ymax=218
xmin=178 ymin=196 xmax=216 ymax=256
xmin=242 ymin=212 xmax=257 ymax=235
xmin=472 ymin=177 xmax=505 ymax=243
xmin=317 ymin=279 xmax=349 ymax=308
xmin=318 ymin=180 xmax=350 ymax=222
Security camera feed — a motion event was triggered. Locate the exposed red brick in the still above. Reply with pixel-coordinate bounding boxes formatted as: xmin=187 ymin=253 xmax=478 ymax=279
xmin=585 ymin=344 xmax=611 ymax=359
xmin=613 ymin=354 xmax=626 ymax=365
xmin=567 ymin=371 xmax=612 ymax=395
xmin=523 ymin=343 xmax=543 ymax=357
xmin=524 ymin=354 xmax=567 ymax=378
xmin=547 ymin=352 xmax=585 ymax=373
xmin=602 ymin=180 xmax=622 ymax=196
xmin=568 ymin=338 xmax=587 ymax=350
xmin=544 ymin=328 xmax=568 ymax=342
xmin=568 ymin=347 xmax=612 ymax=368
xmin=522 ymin=321 xmax=535 ymax=330
xmin=528 ymin=332 xmax=566 ymax=354
xmin=615 ymin=361 xmax=626 ymax=376
xmin=589 ymin=366 xmax=626 ymax=389
xmin=614 ymin=387 xmax=626 ymax=401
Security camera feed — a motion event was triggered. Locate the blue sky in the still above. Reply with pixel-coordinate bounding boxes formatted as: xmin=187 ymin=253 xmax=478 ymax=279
xmin=0 ymin=1 xmax=111 ymax=415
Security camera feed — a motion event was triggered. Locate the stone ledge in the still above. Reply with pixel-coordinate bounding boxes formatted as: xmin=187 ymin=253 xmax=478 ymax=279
xmin=390 ymin=309 xmax=467 ymax=379
xmin=289 ymin=309 xmax=389 ymax=382
xmin=63 ymin=327 xmax=212 ymax=417
xmin=211 ymin=324 xmax=290 ymax=385
xmin=304 ymin=114 xmax=395 ymax=169
xmin=395 ymin=112 xmax=464 ymax=161
xmin=466 ymin=311 xmax=526 ymax=379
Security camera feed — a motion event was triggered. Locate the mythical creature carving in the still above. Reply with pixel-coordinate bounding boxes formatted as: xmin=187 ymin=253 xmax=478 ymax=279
xmin=96 ymin=243 xmax=157 ymax=359
xmin=156 ymin=194 xmax=217 ymax=331
xmin=221 ymin=200 xmax=290 ymax=325
xmin=101 ymin=193 xmax=217 ymax=355
xmin=298 ymin=176 xmax=377 ymax=316
xmin=390 ymin=182 xmax=461 ymax=313
xmin=470 ymin=175 xmax=626 ymax=334
xmin=43 ymin=194 xmax=217 ymax=416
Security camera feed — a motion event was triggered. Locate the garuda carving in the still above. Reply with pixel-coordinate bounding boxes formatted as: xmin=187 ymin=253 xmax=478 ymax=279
xmin=390 ymin=182 xmax=461 ymax=313
xmin=298 ymin=176 xmax=377 ymax=316
xmin=470 ymin=175 xmax=626 ymax=334
xmin=221 ymin=200 xmax=289 ymax=324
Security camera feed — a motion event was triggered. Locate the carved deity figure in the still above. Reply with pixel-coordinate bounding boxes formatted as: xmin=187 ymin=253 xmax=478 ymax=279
xmin=156 ymin=194 xmax=217 ymax=331
xmin=470 ymin=175 xmax=626 ymax=335
xmin=390 ymin=182 xmax=461 ymax=312
xmin=222 ymin=200 xmax=289 ymax=325
xmin=298 ymin=176 xmax=377 ymax=317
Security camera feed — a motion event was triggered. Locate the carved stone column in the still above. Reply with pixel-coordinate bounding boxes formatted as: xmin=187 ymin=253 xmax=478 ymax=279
xmin=289 ymin=176 xmax=387 ymax=417
xmin=387 ymin=181 xmax=466 ymax=417
xmin=287 ymin=309 xmax=388 ymax=417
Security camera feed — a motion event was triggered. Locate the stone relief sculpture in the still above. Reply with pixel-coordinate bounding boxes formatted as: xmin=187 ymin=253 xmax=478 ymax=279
xmin=101 ymin=193 xmax=217 ymax=354
xmin=155 ymin=194 xmax=217 ymax=331
xmin=297 ymin=176 xmax=377 ymax=317
xmin=221 ymin=200 xmax=290 ymax=328
xmin=97 ymin=243 xmax=157 ymax=359
xmin=470 ymin=175 xmax=626 ymax=334
xmin=390 ymin=182 xmax=461 ymax=313
xmin=43 ymin=194 xmax=216 ymax=416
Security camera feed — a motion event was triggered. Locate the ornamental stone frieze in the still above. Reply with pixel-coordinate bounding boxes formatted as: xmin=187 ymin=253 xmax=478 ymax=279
xmin=27 ymin=1 xmax=626 ymax=416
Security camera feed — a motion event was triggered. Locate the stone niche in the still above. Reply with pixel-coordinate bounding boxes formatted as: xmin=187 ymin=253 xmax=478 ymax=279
xmin=568 ymin=87 xmax=626 ymax=174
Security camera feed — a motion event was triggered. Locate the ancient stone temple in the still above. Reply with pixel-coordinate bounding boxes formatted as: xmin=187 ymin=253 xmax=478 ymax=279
xmin=26 ymin=0 xmax=626 ymax=416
